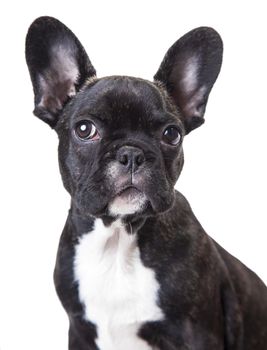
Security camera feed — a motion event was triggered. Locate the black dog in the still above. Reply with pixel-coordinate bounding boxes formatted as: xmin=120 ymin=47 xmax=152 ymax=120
xmin=26 ymin=16 xmax=267 ymax=350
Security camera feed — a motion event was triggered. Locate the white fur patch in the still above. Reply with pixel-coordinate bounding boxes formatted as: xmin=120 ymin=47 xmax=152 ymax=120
xmin=109 ymin=191 xmax=147 ymax=217
xmin=74 ymin=219 xmax=163 ymax=350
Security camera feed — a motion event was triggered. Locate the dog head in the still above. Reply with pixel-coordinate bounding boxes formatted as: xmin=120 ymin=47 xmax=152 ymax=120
xmin=25 ymin=17 xmax=222 ymax=219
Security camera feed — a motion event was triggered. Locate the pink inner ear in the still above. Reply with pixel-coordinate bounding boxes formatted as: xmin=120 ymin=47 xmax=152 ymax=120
xmin=37 ymin=45 xmax=79 ymax=113
xmin=39 ymin=77 xmax=77 ymax=113
xmin=170 ymin=54 xmax=208 ymax=121
xmin=182 ymin=85 xmax=207 ymax=119
xmin=180 ymin=56 xmax=199 ymax=94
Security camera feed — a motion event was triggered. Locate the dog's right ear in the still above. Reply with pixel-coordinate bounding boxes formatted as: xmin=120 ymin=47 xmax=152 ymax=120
xmin=25 ymin=16 xmax=96 ymax=128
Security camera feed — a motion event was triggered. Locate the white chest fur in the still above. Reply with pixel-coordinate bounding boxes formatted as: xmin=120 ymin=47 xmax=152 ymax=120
xmin=74 ymin=219 xmax=163 ymax=350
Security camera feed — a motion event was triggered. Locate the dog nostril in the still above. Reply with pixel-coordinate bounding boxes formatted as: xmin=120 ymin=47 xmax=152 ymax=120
xmin=135 ymin=154 xmax=144 ymax=166
xmin=119 ymin=154 xmax=129 ymax=166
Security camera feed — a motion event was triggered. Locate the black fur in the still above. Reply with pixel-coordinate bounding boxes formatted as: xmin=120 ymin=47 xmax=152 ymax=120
xmin=26 ymin=16 xmax=267 ymax=350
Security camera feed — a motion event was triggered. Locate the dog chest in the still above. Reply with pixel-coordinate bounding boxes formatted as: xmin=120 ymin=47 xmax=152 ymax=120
xmin=74 ymin=219 xmax=163 ymax=350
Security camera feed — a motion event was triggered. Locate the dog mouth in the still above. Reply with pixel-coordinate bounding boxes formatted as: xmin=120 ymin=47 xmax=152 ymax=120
xmin=108 ymin=186 xmax=148 ymax=217
xmin=116 ymin=185 xmax=140 ymax=197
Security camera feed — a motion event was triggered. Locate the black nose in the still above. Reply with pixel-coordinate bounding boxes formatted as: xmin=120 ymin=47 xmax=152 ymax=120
xmin=116 ymin=146 xmax=145 ymax=172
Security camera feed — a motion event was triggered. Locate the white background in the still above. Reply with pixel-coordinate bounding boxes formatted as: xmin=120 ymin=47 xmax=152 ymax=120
xmin=0 ymin=0 xmax=266 ymax=349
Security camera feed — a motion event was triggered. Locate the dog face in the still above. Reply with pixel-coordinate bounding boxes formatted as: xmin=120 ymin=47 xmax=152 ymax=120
xmin=26 ymin=17 xmax=222 ymax=219
xmin=56 ymin=76 xmax=184 ymax=218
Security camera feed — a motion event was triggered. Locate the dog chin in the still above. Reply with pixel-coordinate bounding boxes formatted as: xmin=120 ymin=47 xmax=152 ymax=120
xmin=108 ymin=187 xmax=148 ymax=217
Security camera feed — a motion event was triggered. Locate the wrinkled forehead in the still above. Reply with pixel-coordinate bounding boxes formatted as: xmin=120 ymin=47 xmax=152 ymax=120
xmin=71 ymin=76 xmax=172 ymax=124
xmin=85 ymin=76 xmax=163 ymax=110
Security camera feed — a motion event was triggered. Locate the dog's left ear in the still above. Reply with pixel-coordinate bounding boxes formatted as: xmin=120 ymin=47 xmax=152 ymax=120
xmin=26 ymin=16 xmax=96 ymax=128
xmin=154 ymin=27 xmax=223 ymax=134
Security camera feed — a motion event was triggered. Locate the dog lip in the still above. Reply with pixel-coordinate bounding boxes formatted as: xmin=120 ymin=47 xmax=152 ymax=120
xmin=116 ymin=185 xmax=140 ymax=197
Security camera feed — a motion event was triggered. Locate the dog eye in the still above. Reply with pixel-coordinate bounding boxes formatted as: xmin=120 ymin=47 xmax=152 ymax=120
xmin=75 ymin=121 xmax=100 ymax=141
xmin=162 ymin=126 xmax=181 ymax=146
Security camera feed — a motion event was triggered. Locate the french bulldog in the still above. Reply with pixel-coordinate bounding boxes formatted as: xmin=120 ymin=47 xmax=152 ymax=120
xmin=25 ymin=16 xmax=267 ymax=350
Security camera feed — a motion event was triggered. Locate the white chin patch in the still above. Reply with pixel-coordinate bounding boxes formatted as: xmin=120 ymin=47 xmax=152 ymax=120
xmin=109 ymin=188 xmax=147 ymax=217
